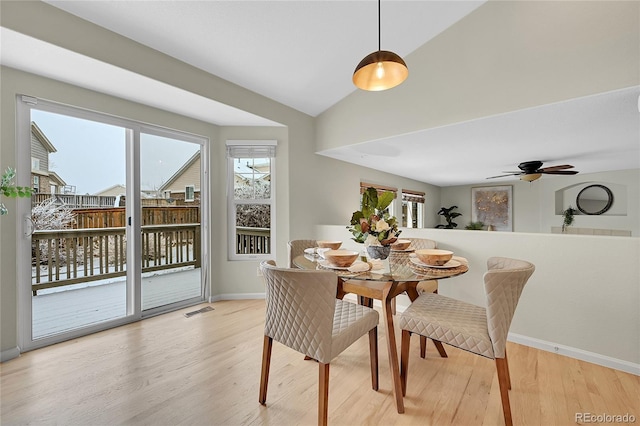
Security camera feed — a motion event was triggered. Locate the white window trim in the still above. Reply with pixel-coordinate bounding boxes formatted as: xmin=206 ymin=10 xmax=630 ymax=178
xmin=226 ymin=140 xmax=277 ymax=261
xmin=185 ymin=185 xmax=195 ymax=202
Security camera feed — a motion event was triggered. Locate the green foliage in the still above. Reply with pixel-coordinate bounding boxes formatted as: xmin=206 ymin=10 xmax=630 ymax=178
xmin=347 ymin=187 xmax=401 ymax=244
xmin=1 ymin=167 xmax=32 ymax=216
xmin=435 ymin=205 xmax=462 ymax=229
xmin=465 ymin=221 xmax=484 ymax=230
xmin=562 ymin=206 xmax=577 ymax=232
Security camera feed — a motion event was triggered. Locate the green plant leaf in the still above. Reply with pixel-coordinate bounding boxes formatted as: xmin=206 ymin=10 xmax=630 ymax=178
xmin=361 ymin=187 xmax=378 ymax=219
xmin=376 ymin=191 xmax=394 ymax=211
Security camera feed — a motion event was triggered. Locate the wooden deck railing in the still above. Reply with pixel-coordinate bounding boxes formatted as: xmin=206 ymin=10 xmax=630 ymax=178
xmin=32 ymin=193 xmax=117 ymax=208
xmin=32 ymin=224 xmax=201 ymax=295
xmin=236 ymin=226 xmax=270 ymax=254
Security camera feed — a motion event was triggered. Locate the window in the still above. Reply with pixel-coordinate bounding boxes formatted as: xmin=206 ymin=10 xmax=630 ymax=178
xmin=227 ymin=140 xmax=277 ymax=260
xmin=31 ymin=157 xmax=40 ymax=171
xmin=33 ymin=175 xmax=39 ymax=193
xmin=401 ymin=189 xmax=425 ymax=228
xmin=360 ymin=182 xmax=397 ymax=216
xmin=185 ymin=185 xmax=195 ymax=202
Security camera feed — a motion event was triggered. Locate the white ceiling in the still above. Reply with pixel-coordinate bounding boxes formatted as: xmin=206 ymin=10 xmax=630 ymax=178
xmin=2 ymin=1 xmax=638 ymax=187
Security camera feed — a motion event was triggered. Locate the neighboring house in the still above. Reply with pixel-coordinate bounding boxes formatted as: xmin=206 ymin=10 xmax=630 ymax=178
xmin=47 ymin=171 xmax=70 ymax=195
xmin=94 ymin=184 xmax=126 ymax=197
xmin=93 ymin=184 xmax=152 ymax=207
xmin=158 ymin=152 xmax=201 ymax=205
xmin=30 ymin=121 xmax=58 ymax=194
xmin=159 ymin=152 xmax=270 ymax=206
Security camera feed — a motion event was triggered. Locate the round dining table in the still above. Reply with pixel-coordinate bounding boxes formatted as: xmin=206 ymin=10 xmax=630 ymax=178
xmin=293 ymin=249 xmax=469 ymax=414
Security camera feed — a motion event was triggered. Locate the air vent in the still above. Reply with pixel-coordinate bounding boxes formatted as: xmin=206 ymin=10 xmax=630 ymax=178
xmin=184 ymin=306 xmax=214 ymax=318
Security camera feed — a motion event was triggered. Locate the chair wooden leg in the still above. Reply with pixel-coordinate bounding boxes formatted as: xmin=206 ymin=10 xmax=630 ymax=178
xmin=504 ymin=348 xmax=512 ymax=390
xmin=368 ymin=327 xmax=379 ymax=391
xmin=433 ymin=340 xmax=448 ymax=358
xmin=259 ymin=335 xmax=273 ymax=404
xmin=496 ymin=358 xmax=513 ymax=426
xmin=419 ymin=335 xmax=427 ymax=358
xmin=400 ymin=330 xmax=411 ymax=396
xmin=318 ymin=363 xmax=330 ymax=426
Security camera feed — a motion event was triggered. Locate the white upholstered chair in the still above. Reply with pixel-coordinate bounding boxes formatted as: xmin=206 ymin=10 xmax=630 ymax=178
xmin=287 ymin=239 xmax=317 ymax=268
xmin=404 ymin=238 xmax=443 ymax=357
xmin=258 ymin=260 xmax=380 ymax=426
xmin=399 ymin=257 xmax=535 ymax=426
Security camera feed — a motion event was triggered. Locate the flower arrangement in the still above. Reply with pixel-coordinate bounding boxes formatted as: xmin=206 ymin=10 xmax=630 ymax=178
xmin=347 ymin=187 xmax=400 ymax=247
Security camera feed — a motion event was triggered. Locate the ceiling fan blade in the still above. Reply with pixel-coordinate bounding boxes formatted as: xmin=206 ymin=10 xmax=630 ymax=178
xmin=486 ymin=173 xmax=519 ymax=179
xmin=539 ymin=164 xmax=574 ymax=172
xmin=541 ymin=170 xmax=579 ymax=175
xmin=500 ymin=171 xmax=521 ymax=174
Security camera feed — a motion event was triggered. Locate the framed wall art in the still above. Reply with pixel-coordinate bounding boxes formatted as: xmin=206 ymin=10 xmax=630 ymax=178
xmin=471 ymin=185 xmax=513 ymax=231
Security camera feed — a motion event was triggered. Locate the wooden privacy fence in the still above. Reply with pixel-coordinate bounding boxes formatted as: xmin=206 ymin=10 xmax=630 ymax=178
xmin=73 ymin=207 xmax=200 ymax=229
xmin=32 ymin=224 xmax=201 ymax=295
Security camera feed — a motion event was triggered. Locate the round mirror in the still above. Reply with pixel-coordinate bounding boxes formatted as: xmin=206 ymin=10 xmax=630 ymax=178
xmin=576 ymin=184 xmax=613 ymax=215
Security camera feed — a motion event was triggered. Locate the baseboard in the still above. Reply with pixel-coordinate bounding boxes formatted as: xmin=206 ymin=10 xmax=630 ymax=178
xmin=210 ymin=292 xmax=265 ymax=302
xmin=508 ymin=333 xmax=640 ymax=376
xmin=208 ymin=294 xmax=639 ymax=376
xmin=1 ymin=347 xmax=20 ymax=362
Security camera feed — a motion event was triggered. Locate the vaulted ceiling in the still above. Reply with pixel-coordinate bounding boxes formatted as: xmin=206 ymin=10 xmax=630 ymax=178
xmin=1 ymin=1 xmax=638 ymax=186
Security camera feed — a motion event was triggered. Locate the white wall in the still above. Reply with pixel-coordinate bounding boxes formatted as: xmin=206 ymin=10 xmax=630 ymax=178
xmin=315 ymin=225 xmax=640 ymax=374
xmin=316 ymin=1 xmax=639 ymax=152
xmin=438 ymin=169 xmax=639 ymax=236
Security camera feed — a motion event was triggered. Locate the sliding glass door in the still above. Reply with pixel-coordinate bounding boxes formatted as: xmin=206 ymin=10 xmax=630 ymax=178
xmin=140 ymin=132 xmax=203 ymax=312
xmin=17 ymin=96 xmax=207 ymax=351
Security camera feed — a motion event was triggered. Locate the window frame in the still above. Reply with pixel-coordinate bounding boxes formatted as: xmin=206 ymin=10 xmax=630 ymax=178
xmin=226 ymin=140 xmax=277 ymax=261
xmin=33 ymin=175 xmax=40 ymax=193
xmin=401 ymin=189 xmax=425 ymax=228
xmin=185 ymin=185 xmax=195 ymax=202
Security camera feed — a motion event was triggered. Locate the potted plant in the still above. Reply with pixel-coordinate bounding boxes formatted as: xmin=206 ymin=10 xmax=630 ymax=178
xmin=562 ymin=206 xmax=577 ymax=232
xmin=1 ymin=167 xmax=32 ymax=216
xmin=347 ymin=187 xmax=400 ymax=259
xmin=465 ymin=221 xmax=484 ymax=230
xmin=436 ymin=206 xmax=462 ymax=229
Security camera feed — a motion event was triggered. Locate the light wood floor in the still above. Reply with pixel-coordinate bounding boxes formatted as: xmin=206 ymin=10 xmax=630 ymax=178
xmin=1 ymin=300 xmax=638 ymax=425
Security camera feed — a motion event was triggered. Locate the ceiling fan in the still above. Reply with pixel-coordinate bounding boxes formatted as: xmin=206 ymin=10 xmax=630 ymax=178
xmin=487 ymin=160 xmax=579 ymax=182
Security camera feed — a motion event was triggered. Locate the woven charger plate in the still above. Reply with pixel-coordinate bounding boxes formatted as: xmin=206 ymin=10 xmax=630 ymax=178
xmin=409 ymin=262 xmax=468 ymax=276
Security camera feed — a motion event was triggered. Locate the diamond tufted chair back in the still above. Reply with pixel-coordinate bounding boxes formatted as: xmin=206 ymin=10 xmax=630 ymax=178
xmin=261 ymin=259 xmax=337 ymax=362
xmin=484 ymin=257 xmax=535 ymax=358
xmin=287 ymin=239 xmax=317 ymax=268
xmin=399 ymin=256 xmax=534 ymax=426
xmin=258 ymin=260 xmax=380 ymax=426
xmin=405 ymin=237 xmax=437 ymax=250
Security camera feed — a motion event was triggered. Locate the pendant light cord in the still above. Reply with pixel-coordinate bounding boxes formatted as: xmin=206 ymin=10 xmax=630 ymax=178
xmin=378 ymin=0 xmax=381 ymax=52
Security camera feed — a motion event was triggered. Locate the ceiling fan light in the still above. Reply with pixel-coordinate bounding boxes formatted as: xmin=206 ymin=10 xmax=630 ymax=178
xmin=353 ymin=50 xmax=408 ymax=91
xmin=520 ymin=173 xmax=542 ymax=182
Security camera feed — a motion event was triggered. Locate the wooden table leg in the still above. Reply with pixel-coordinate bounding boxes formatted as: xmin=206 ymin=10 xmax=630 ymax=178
xmin=382 ymin=284 xmax=405 ymax=414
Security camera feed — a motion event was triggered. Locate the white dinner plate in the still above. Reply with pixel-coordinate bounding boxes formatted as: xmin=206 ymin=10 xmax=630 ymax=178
xmin=391 ymin=248 xmax=415 ymax=252
xmin=409 ymin=257 xmax=462 ymax=269
xmin=317 ymin=259 xmax=363 ymax=270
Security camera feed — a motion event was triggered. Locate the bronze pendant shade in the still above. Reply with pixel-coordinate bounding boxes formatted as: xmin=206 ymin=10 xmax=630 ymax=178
xmin=353 ymin=0 xmax=408 ymax=91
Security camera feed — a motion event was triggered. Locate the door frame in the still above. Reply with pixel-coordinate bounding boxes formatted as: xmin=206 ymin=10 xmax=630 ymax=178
xmin=16 ymin=95 xmax=209 ymax=353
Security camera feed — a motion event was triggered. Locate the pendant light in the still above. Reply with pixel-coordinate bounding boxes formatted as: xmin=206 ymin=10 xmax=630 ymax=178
xmin=353 ymin=0 xmax=408 ymax=91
